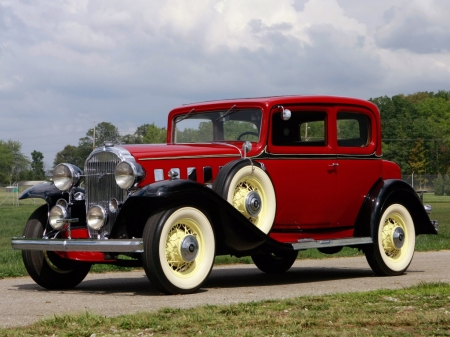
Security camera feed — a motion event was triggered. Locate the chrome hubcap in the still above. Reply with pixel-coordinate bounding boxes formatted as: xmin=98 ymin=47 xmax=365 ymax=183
xmin=392 ymin=227 xmax=405 ymax=249
xmin=179 ymin=235 xmax=199 ymax=262
xmin=245 ymin=191 xmax=262 ymax=217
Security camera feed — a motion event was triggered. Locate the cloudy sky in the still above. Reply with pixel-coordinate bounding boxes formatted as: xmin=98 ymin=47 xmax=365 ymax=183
xmin=1 ymin=0 xmax=450 ymax=167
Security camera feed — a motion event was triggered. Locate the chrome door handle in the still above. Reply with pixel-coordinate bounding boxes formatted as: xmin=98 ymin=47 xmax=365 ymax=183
xmin=329 ymin=163 xmax=339 ymax=167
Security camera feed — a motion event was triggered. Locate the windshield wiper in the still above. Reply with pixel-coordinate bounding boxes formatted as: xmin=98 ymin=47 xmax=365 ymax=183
xmin=215 ymin=104 xmax=237 ymax=121
xmin=175 ymin=108 xmax=195 ymax=123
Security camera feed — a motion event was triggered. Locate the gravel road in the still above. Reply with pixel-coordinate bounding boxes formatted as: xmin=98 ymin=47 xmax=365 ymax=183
xmin=1 ymin=250 xmax=449 ymax=328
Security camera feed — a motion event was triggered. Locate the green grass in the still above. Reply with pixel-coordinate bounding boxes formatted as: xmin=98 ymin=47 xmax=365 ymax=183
xmin=1 ymin=193 xmax=449 ymax=279
xmin=1 ymin=282 xmax=449 ymax=336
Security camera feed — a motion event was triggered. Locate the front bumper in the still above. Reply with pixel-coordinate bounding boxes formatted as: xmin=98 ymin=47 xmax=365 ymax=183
xmin=11 ymin=237 xmax=144 ymax=253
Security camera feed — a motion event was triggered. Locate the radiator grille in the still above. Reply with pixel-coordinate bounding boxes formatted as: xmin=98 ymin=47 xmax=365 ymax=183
xmin=84 ymin=151 xmax=126 ymax=238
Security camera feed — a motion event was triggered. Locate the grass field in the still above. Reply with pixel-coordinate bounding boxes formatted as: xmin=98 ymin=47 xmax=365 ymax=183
xmin=0 ymin=193 xmax=449 ymax=278
xmin=1 ymin=282 xmax=449 ymax=336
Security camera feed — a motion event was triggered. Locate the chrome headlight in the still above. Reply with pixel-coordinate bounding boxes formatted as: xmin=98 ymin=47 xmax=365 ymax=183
xmin=53 ymin=164 xmax=82 ymax=191
xmin=87 ymin=205 xmax=107 ymax=230
xmin=49 ymin=205 xmax=68 ymax=230
xmin=115 ymin=161 xmax=144 ymax=189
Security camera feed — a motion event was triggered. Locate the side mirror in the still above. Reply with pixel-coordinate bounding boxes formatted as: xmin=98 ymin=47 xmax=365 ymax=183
xmin=242 ymin=141 xmax=252 ymax=159
xmin=279 ymin=106 xmax=291 ymax=121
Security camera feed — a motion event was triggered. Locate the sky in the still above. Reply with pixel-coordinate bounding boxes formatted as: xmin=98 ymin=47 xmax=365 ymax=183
xmin=1 ymin=0 xmax=450 ymax=168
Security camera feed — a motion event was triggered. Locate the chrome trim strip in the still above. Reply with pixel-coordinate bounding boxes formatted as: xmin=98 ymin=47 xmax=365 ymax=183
xmin=139 ymin=154 xmax=240 ymax=161
xmin=291 ymin=237 xmax=373 ymax=250
xmin=11 ymin=237 xmax=144 ymax=253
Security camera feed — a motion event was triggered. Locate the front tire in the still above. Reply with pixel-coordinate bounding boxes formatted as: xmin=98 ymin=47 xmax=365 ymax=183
xmin=213 ymin=160 xmax=276 ymax=234
xmin=142 ymin=206 xmax=215 ymax=294
xmin=365 ymin=204 xmax=415 ymax=276
xmin=22 ymin=205 xmax=91 ymax=289
xmin=251 ymin=250 xmax=298 ymax=274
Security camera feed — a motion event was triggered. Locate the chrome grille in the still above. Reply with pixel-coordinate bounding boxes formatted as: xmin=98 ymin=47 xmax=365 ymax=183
xmin=85 ymin=150 xmax=126 ymax=238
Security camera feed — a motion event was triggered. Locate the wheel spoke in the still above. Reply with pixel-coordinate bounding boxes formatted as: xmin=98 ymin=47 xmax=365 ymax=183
xmin=165 ymin=221 xmax=199 ymax=274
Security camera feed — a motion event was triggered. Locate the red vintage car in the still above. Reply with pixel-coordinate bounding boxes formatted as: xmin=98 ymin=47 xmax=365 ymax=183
xmin=12 ymin=96 xmax=438 ymax=294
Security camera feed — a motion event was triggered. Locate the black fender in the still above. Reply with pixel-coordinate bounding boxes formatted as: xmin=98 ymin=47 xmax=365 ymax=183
xmin=354 ymin=179 xmax=437 ymax=241
xmin=114 ymin=179 xmax=291 ymax=255
xmin=19 ymin=182 xmax=69 ymax=207
xmin=18 ymin=183 xmax=87 ymax=228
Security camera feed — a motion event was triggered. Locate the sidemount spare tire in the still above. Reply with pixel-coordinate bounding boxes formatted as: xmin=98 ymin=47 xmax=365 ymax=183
xmin=213 ymin=159 xmax=276 ymax=234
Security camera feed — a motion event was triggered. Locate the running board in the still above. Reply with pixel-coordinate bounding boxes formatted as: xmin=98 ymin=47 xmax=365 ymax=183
xmin=292 ymin=237 xmax=373 ymax=250
xmin=11 ymin=237 xmax=144 ymax=253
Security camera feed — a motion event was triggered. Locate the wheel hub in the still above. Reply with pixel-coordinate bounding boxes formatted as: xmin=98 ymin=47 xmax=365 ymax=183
xmin=179 ymin=234 xmax=199 ymax=262
xmin=392 ymin=227 xmax=405 ymax=249
xmin=245 ymin=191 xmax=262 ymax=217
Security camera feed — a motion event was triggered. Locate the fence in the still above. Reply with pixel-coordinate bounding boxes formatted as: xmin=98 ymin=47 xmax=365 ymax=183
xmin=0 ymin=182 xmax=46 ymax=207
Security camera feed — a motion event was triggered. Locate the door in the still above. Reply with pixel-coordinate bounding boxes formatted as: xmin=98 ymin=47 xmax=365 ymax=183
xmin=265 ymin=105 xmax=338 ymax=230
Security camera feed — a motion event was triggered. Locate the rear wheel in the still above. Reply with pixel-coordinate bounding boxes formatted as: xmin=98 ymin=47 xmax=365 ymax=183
xmin=251 ymin=250 xmax=298 ymax=274
xmin=365 ymin=204 xmax=415 ymax=276
xmin=142 ymin=206 xmax=215 ymax=294
xmin=22 ymin=205 xmax=91 ymax=289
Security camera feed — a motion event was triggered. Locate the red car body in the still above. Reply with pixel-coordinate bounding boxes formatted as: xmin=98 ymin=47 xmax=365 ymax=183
xmin=13 ymin=95 xmax=437 ymax=294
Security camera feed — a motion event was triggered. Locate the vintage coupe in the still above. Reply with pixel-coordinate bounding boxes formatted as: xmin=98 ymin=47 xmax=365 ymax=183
xmin=12 ymin=96 xmax=438 ymax=294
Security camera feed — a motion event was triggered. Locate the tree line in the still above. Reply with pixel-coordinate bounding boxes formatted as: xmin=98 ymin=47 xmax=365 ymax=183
xmin=1 ymin=90 xmax=450 ymax=189
xmin=369 ymin=90 xmax=450 ymax=191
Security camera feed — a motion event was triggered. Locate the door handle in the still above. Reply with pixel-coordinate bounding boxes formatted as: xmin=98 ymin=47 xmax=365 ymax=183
xmin=329 ymin=163 xmax=339 ymax=167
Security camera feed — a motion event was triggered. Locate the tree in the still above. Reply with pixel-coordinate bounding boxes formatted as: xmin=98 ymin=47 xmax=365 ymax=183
xmin=143 ymin=123 xmax=166 ymax=144
xmin=79 ymin=122 xmax=121 ymax=149
xmin=122 ymin=124 xmax=156 ymax=144
xmin=53 ymin=145 xmax=86 ymax=169
xmin=0 ymin=140 xmax=30 ymax=185
xmin=409 ymin=139 xmax=428 ymax=189
xmin=31 ymin=150 xmax=45 ymax=180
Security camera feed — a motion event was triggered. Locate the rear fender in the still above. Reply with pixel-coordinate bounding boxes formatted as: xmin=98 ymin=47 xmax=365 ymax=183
xmin=354 ymin=179 xmax=437 ymax=240
xmin=114 ymin=179 xmax=288 ymax=255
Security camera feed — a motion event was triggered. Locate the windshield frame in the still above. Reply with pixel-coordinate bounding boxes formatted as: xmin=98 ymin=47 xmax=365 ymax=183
xmin=172 ymin=107 xmax=263 ymax=144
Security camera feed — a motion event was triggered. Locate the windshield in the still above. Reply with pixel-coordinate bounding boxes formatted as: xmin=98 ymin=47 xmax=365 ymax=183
xmin=174 ymin=108 xmax=262 ymax=143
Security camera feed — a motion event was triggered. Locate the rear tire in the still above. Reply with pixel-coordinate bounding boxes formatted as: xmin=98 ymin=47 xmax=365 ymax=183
xmin=365 ymin=204 xmax=415 ymax=276
xmin=251 ymin=250 xmax=298 ymax=274
xmin=142 ymin=206 xmax=215 ymax=294
xmin=22 ymin=205 xmax=91 ymax=289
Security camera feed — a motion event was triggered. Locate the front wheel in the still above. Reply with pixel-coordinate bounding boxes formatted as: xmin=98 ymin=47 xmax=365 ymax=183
xmin=251 ymin=250 xmax=298 ymax=274
xmin=365 ymin=204 xmax=415 ymax=276
xmin=22 ymin=205 xmax=91 ymax=289
xmin=142 ymin=206 xmax=215 ymax=294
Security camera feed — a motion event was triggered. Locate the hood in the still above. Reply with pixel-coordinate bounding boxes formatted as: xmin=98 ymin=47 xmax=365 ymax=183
xmin=121 ymin=143 xmax=242 ymax=161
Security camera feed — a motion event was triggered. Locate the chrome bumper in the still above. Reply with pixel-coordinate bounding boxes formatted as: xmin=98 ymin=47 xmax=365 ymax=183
xmin=11 ymin=237 xmax=144 ymax=253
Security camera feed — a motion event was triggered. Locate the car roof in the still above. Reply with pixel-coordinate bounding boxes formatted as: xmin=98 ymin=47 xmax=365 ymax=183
xmin=177 ymin=95 xmax=377 ymax=110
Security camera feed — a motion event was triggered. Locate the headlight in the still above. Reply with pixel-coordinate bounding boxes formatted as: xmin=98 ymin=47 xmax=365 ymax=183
xmin=87 ymin=205 xmax=107 ymax=230
xmin=115 ymin=161 xmax=144 ymax=189
xmin=49 ymin=205 xmax=68 ymax=230
xmin=53 ymin=164 xmax=82 ymax=191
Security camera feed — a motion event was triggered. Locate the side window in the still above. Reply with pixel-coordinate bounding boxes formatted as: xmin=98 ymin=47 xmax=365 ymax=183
xmin=337 ymin=112 xmax=370 ymax=147
xmin=272 ymin=111 xmax=327 ymax=146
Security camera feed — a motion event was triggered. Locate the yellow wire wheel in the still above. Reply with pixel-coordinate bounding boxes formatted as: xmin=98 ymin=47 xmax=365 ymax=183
xmin=225 ymin=164 xmax=276 ymax=234
xmin=365 ymin=203 xmax=415 ymax=276
xmin=377 ymin=204 xmax=415 ymax=272
xmin=143 ymin=206 xmax=215 ymax=294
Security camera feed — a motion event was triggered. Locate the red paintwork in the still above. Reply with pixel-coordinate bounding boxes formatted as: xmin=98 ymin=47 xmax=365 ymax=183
xmin=127 ymin=96 xmax=390 ymax=243
xmin=54 ymin=251 xmax=114 ymax=263
xmin=65 ymin=95 xmax=396 ymax=261
xmin=56 ymin=228 xmax=115 ymax=262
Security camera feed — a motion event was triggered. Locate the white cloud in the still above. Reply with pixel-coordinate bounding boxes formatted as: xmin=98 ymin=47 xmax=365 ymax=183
xmin=0 ymin=0 xmax=450 ymax=167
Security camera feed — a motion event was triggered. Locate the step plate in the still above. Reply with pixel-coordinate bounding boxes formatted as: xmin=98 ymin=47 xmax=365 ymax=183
xmin=292 ymin=237 xmax=373 ymax=250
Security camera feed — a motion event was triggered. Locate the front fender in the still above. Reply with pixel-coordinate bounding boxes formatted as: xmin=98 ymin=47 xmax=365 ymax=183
xmin=115 ymin=179 xmax=289 ymax=255
xmin=354 ymin=179 xmax=437 ymax=240
xmin=19 ymin=182 xmax=69 ymax=207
